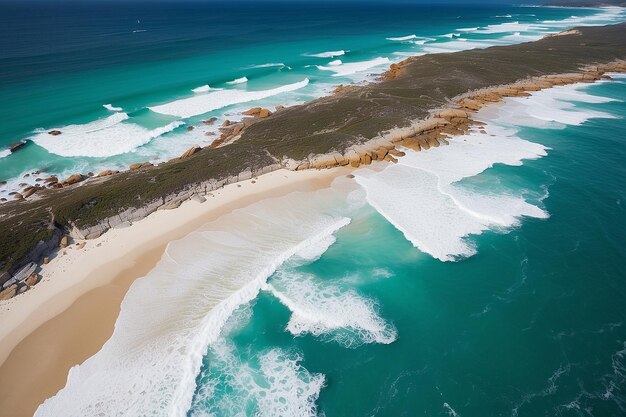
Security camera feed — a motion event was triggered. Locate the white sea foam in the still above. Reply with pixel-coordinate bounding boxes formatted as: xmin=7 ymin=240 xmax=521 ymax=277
xmin=149 ymin=78 xmax=309 ymax=118
xmin=457 ymin=27 xmax=479 ymax=32
xmin=386 ymin=34 xmax=418 ymax=41
xmin=247 ymin=62 xmax=285 ymax=69
xmin=486 ymin=84 xmax=618 ymax=129
xmin=267 ymin=271 xmax=397 ymax=347
xmin=327 ymin=59 xmax=342 ymax=66
xmin=30 ymin=113 xmax=184 ymax=157
xmin=0 ymin=149 xmax=10 ymax=159
xmin=316 ymin=57 xmax=390 ymax=77
xmin=355 ymin=125 xmax=548 ymax=261
xmin=35 ymin=189 xmax=350 ymax=417
xmin=226 ymin=76 xmax=248 ymax=85
xmin=306 ymin=50 xmax=346 ymax=58
xmin=192 ymin=84 xmax=213 ymax=93
xmin=189 ymin=344 xmax=325 ymax=417
xmin=103 ymin=103 xmax=123 ymax=112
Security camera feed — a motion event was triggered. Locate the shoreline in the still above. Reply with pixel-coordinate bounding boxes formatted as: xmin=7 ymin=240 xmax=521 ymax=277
xmin=0 ymin=23 xmax=625 ymax=417
xmin=0 ymin=166 xmax=348 ymax=417
xmin=2 ymin=68 xmax=623 ymax=417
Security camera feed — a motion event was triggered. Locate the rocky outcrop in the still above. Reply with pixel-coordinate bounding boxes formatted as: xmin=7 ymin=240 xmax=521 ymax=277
xmin=48 ymin=130 xmax=62 ymax=136
xmin=129 ymin=162 xmax=153 ymax=171
xmin=179 ymin=146 xmax=201 ymax=159
xmin=61 ymin=174 xmax=85 ymax=186
xmin=9 ymin=141 xmax=26 ymax=153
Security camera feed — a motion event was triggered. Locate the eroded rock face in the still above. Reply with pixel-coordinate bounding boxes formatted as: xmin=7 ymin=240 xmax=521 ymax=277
xmin=129 ymin=162 xmax=153 ymax=171
xmin=180 ymin=146 xmax=201 ymax=159
xmin=0 ymin=285 xmax=17 ymax=300
xmin=97 ymin=170 xmax=119 ymax=177
xmin=9 ymin=142 xmax=26 ymax=153
xmin=62 ymin=174 xmax=85 ymax=186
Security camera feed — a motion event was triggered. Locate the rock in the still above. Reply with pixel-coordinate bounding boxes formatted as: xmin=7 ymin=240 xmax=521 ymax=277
xmin=22 ymin=187 xmax=38 ymax=198
xmin=375 ymin=147 xmax=388 ymax=160
xmin=14 ymin=193 xmax=23 ymax=200
xmin=258 ymin=108 xmax=271 ymax=118
xmin=77 ymin=242 xmax=86 ymax=250
xmin=48 ymin=130 xmax=62 ymax=136
xmin=436 ymin=109 xmax=469 ymax=120
xmin=192 ymin=194 xmax=206 ymax=203
xmin=43 ymin=176 xmax=58 ymax=184
xmin=43 ymin=257 xmax=50 ymax=265
xmin=62 ymin=173 xmax=85 ymax=186
xmin=13 ymin=262 xmax=37 ymax=283
xmin=221 ymin=120 xmax=231 ymax=127
xmin=202 ymin=117 xmax=217 ymax=125
xmin=187 ymin=126 xmax=194 ymax=131
xmin=243 ymin=107 xmax=262 ymax=116
xmin=180 ymin=146 xmax=201 ymax=159
xmin=383 ymin=155 xmax=398 ymax=163
xmin=347 ymin=174 xmax=355 ymax=179
xmin=96 ymin=170 xmax=119 ymax=177
xmin=130 ymin=162 xmax=153 ymax=171
xmin=60 ymin=235 xmax=69 ymax=248
xmin=388 ymin=149 xmax=405 ymax=157
xmin=0 ymin=284 xmax=17 ymax=301
xmin=9 ymin=141 xmax=26 ymax=153
xmin=25 ymin=273 xmax=38 ymax=287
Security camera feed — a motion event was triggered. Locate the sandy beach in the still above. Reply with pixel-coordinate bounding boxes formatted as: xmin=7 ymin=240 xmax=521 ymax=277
xmin=0 ymin=167 xmax=348 ymax=417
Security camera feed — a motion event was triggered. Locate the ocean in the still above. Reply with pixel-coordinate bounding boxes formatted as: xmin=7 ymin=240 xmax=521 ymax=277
xmin=5 ymin=2 xmax=625 ymax=416
xmin=0 ymin=2 xmax=624 ymax=195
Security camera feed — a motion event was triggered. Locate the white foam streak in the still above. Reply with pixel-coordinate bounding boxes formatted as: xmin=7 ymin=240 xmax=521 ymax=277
xmin=35 ymin=190 xmax=349 ymax=417
xmin=226 ymin=76 xmax=248 ymax=85
xmin=192 ymin=84 xmax=213 ymax=93
xmin=150 ymin=78 xmax=309 ymax=118
xmin=316 ymin=57 xmax=390 ymax=77
xmin=306 ymin=50 xmax=345 ymax=58
xmin=386 ymin=34 xmax=418 ymax=41
xmin=248 ymin=62 xmax=285 ymax=69
xmin=30 ymin=113 xmax=184 ymax=157
xmin=0 ymin=149 xmax=10 ymax=159
xmin=103 ymin=103 xmax=123 ymax=112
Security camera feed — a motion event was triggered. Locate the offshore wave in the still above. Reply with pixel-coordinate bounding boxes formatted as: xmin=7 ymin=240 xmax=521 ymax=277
xmin=316 ymin=57 xmax=390 ymax=77
xmin=30 ymin=113 xmax=184 ymax=158
xmin=149 ymin=78 xmax=309 ymax=118
xmin=306 ymin=50 xmax=346 ymax=58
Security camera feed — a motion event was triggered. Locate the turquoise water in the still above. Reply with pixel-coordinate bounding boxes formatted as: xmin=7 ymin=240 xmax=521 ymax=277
xmin=1 ymin=2 xmax=624 ymax=198
xmin=185 ymin=78 xmax=626 ymax=416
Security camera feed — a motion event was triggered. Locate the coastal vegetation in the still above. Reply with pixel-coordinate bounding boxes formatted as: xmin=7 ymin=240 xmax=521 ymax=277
xmin=1 ymin=23 xmax=625 ymax=299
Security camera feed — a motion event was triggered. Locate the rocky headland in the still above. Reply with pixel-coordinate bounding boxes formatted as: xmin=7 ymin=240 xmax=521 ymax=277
xmin=1 ymin=23 xmax=626 ymax=300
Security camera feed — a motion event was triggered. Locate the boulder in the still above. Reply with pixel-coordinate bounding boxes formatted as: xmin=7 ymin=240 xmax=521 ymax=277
xmin=186 ymin=126 xmax=194 ymax=131
xmin=129 ymin=162 xmax=153 ymax=171
xmin=202 ymin=117 xmax=217 ymax=125
xmin=25 ymin=273 xmax=38 ymax=287
xmin=60 ymin=235 xmax=69 ymax=248
xmin=62 ymin=173 xmax=85 ymax=186
xmin=243 ymin=107 xmax=262 ymax=116
xmin=436 ymin=109 xmax=469 ymax=120
xmin=13 ymin=193 xmax=23 ymax=200
xmin=258 ymin=108 xmax=271 ymax=118
xmin=43 ymin=257 xmax=50 ymax=265
xmin=221 ymin=120 xmax=231 ymax=127
xmin=9 ymin=141 xmax=26 ymax=153
xmin=96 ymin=170 xmax=118 ymax=177
xmin=22 ymin=187 xmax=38 ymax=198
xmin=0 ymin=284 xmax=17 ymax=301
xmin=459 ymin=98 xmax=483 ymax=111
xmin=48 ymin=130 xmax=62 ymax=136
xmin=180 ymin=146 xmax=201 ymax=159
